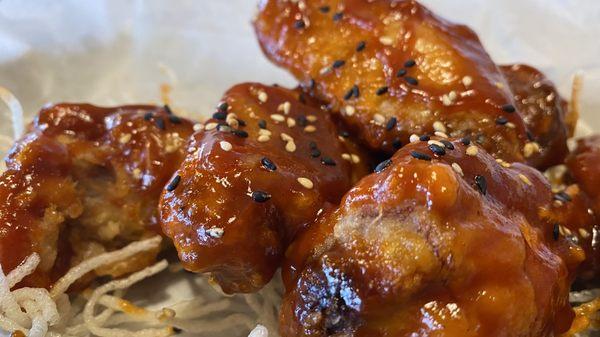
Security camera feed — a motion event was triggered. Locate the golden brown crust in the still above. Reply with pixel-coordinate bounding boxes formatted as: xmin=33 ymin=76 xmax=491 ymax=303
xmin=0 ymin=103 xmax=194 ymax=288
xmin=254 ymin=0 xmax=569 ymax=167
xmin=281 ymin=138 xmax=584 ymax=337
xmin=159 ymin=83 xmax=370 ymax=293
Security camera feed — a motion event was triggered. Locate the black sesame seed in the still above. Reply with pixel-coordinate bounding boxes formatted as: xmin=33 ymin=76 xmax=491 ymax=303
xmin=356 ymin=41 xmax=366 ymax=52
xmin=164 ymin=104 xmax=173 ymax=115
xmin=217 ymin=102 xmax=229 ymax=112
xmin=166 ymin=175 xmax=181 ymax=192
xmin=419 ymin=134 xmax=430 ymax=142
xmin=232 ymin=129 xmax=248 ymax=138
xmin=392 ymin=138 xmax=402 ymax=149
xmin=309 ymin=78 xmax=316 ymax=89
xmin=155 ymin=118 xmax=166 ymax=130
xmin=309 ymin=141 xmax=318 ymax=149
xmin=376 ymin=86 xmax=389 ymax=96
xmin=144 ymin=112 xmax=153 ymax=121
xmin=396 ymin=68 xmax=407 ymax=77
xmin=474 ymin=175 xmax=487 ymax=195
xmin=496 ymin=117 xmax=508 ymax=125
xmin=410 ymin=151 xmax=432 ymax=161
xmin=261 ymin=157 xmax=277 ymax=171
xmin=332 ymin=60 xmax=346 ymax=69
xmin=319 ymin=5 xmax=330 ymax=13
xmin=386 ymin=117 xmax=397 ymax=131
xmin=173 ymin=327 xmax=183 ymax=334
xmin=237 ymin=119 xmax=247 ymax=127
xmin=310 ymin=149 xmax=321 ymax=158
xmin=344 ymin=87 xmax=355 ymax=100
xmin=212 ymin=112 xmax=227 ymax=120
xmin=404 ymin=59 xmax=416 ymax=67
xmin=501 ymin=104 xmax=516 ymax=113
xmin=554 ymin=192 xmax=572 ymax=202
xmin=405 ymin=76 xmax=419 ymax=86
xmin=429 ymin=144 xmax=446 ymax=156
xmin=374 ymin=159 xmax=392 ymax=173
xmin=258 ymin=119 xmax=267 ymax=129
xmin=553 ymin=223 xmax=560 ymax=241
xmin=169 ymin=115 xmax=182 ymax=124
xmin=440 ymin=140 xmax=455 ymax=150
xmin=460 ymin=137 xmax=471 ymax=146
xmin=296 ymin=115 xmax=308 ymax=127
xmin=332 ymin=12 xmax=343 ymax=21
xmin=294 ymin=19 xmax=306 ymax=29
xmin=526 ymin=130 xmax=535 ymax=141
xmin=321 ymin=157 xmax=336 ymax=166
xmin=251 ymin=191 xmax=271 ymax=203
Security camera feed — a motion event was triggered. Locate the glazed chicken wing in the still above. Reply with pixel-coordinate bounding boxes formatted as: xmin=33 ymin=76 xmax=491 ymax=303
xmin=254 ymin=0 xmax=570 ymax=167
xmin=281 ymin=138 xmax=586 ymax=337
xmin=159 ymin=83 xmax=370 ymax=293
xmin=0 ymin=104 xmax=194 ymax=288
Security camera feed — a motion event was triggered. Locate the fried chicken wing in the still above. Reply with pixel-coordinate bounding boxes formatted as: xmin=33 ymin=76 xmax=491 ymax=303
xmin=567 ymin=136 xmax=600 ymax=214
xmin=159 ymin=83 xmax=370 ymax=293
xmin=500 ymin=64 xmax=572 ymax=169
xmin=0 ymin=104 xmax=194 ymax=288
xmin=254 ymin=0 xmax=569 ymax=167
xmin=280 ymin=138 xmax=585 ymax=337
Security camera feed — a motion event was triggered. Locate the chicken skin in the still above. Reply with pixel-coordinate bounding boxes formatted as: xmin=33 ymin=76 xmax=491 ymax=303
xmin=280 ymin=138 xmax=586 ymax=337
xmin=159 ymin=83 xmax=370 ymax=294
xmin=254 ymin=0 xmax=570 ymax=167
xmin=0 ymin=104 xmax=194 ymax=288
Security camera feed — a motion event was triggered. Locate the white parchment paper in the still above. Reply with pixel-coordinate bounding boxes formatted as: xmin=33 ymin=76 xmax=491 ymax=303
xmin=0 ymin=1 xmax=598 ymax=336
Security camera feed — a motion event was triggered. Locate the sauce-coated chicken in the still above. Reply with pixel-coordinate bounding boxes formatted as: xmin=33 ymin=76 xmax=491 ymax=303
xmin=0 ymin=104 xmax=194 ymax=288
xmin=281 ymin=138 xmax=585 ymax=337
xmin=159 ymin=83 xmax=370 ymax=293
xmin=254 ymin=0 xmax=570 ymax=168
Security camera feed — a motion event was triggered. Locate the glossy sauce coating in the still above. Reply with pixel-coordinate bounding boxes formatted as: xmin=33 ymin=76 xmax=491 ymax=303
xmin=501 ymin=64 xmax=572 ymax=169
xmin=281 ymin=138 xmax=584 ymax=337
xmin=254 ymin=0 xmax=568 ymax=166
xmin=159 ymin=83 xmax=369 ymax=293
xmin=0 ymin=104 xmax=194 ymax=288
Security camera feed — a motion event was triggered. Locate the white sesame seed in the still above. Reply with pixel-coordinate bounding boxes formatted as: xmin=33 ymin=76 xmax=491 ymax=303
xmin=350 ymin=154 xmax=361 ymax=164
xmin=518 ymin=173 xmax=532 ymax=186
xmin=206 ymin=227 xmax=224 ymax=238
xmin=132 ymin=168 xmax=142 ymax=179
xmin=307 ymin=115 xmax=318 ymax=122
xmin=409 ymin=134 xmax=420 ymax=143
xmin=344 ymin=105 xmax=355 ymax=116
xmin=308 ymin=36 xmax=316 ymax=44
xmin=579 ymin=228 xmax=591 ymax=238
xmin=373 ymin=113 xmax=385 ymax=125
xmin=428 ymin=140 xmax=445 ymax=147
xmin=280 ymin=133 xmax=293 ymax=142
xmin=220 ymin=141 xmax=232 ymax=151
xmin=466 ymin=145 xmax=478 ymax=156
xmin=304 ymin=125 xmax=317 ymax=133
xmin=523 ymin=142 xmax=540 ymax=158
xmin=563 ymin=226 xmax=572 ymax=236
xmin=451 ymin=163 xmax=464 ymax=176
xmin=506 ymin=122 xmax=516 ymax=129
xmin=432 ymin=121 xmax=447 ymax=133
xmin=278 ymin=101 xmax=291 ymax=115
xmin=297 ymin=177 xmax=314 ymax=189
xmin=442 ymin=94 xmax=453 ymax=106
xmin=258 ymin=129 xmax=272 ymax=136
xmin=119 ymin=133 xmax=132 ymax=144
xmin=462 ymin=76 xmax=473 ymax=87
xmin=258 ymin=135 xmax=270 ymax=142
xmin=193 ymin=123 xmax=204 ymax=132
xmin=379 ymin=36 xmax=393 ymax=45
xmin=226 ymin=113 xmax=239 ymax=128
xmin=258 ymin=90 xmax=268 ymax=103
xmin=205 ymin=122 xmax=218 ymax=131
xmin=434 ymin=131 xmax=449 ymax=138
xmin=270 ymin=114 xmax=285 ymax=122
xmin=342 ymin=153 xmax=351 ymax=161
xmin=285 ymin=140 xmax=297 ymax=152
xmin=287 ymin=117 xmax=296 ymax=128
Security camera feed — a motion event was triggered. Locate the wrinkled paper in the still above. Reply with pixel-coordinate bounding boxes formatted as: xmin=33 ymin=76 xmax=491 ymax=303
xmin=0 ymin=1 xmax=598 ymax=336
